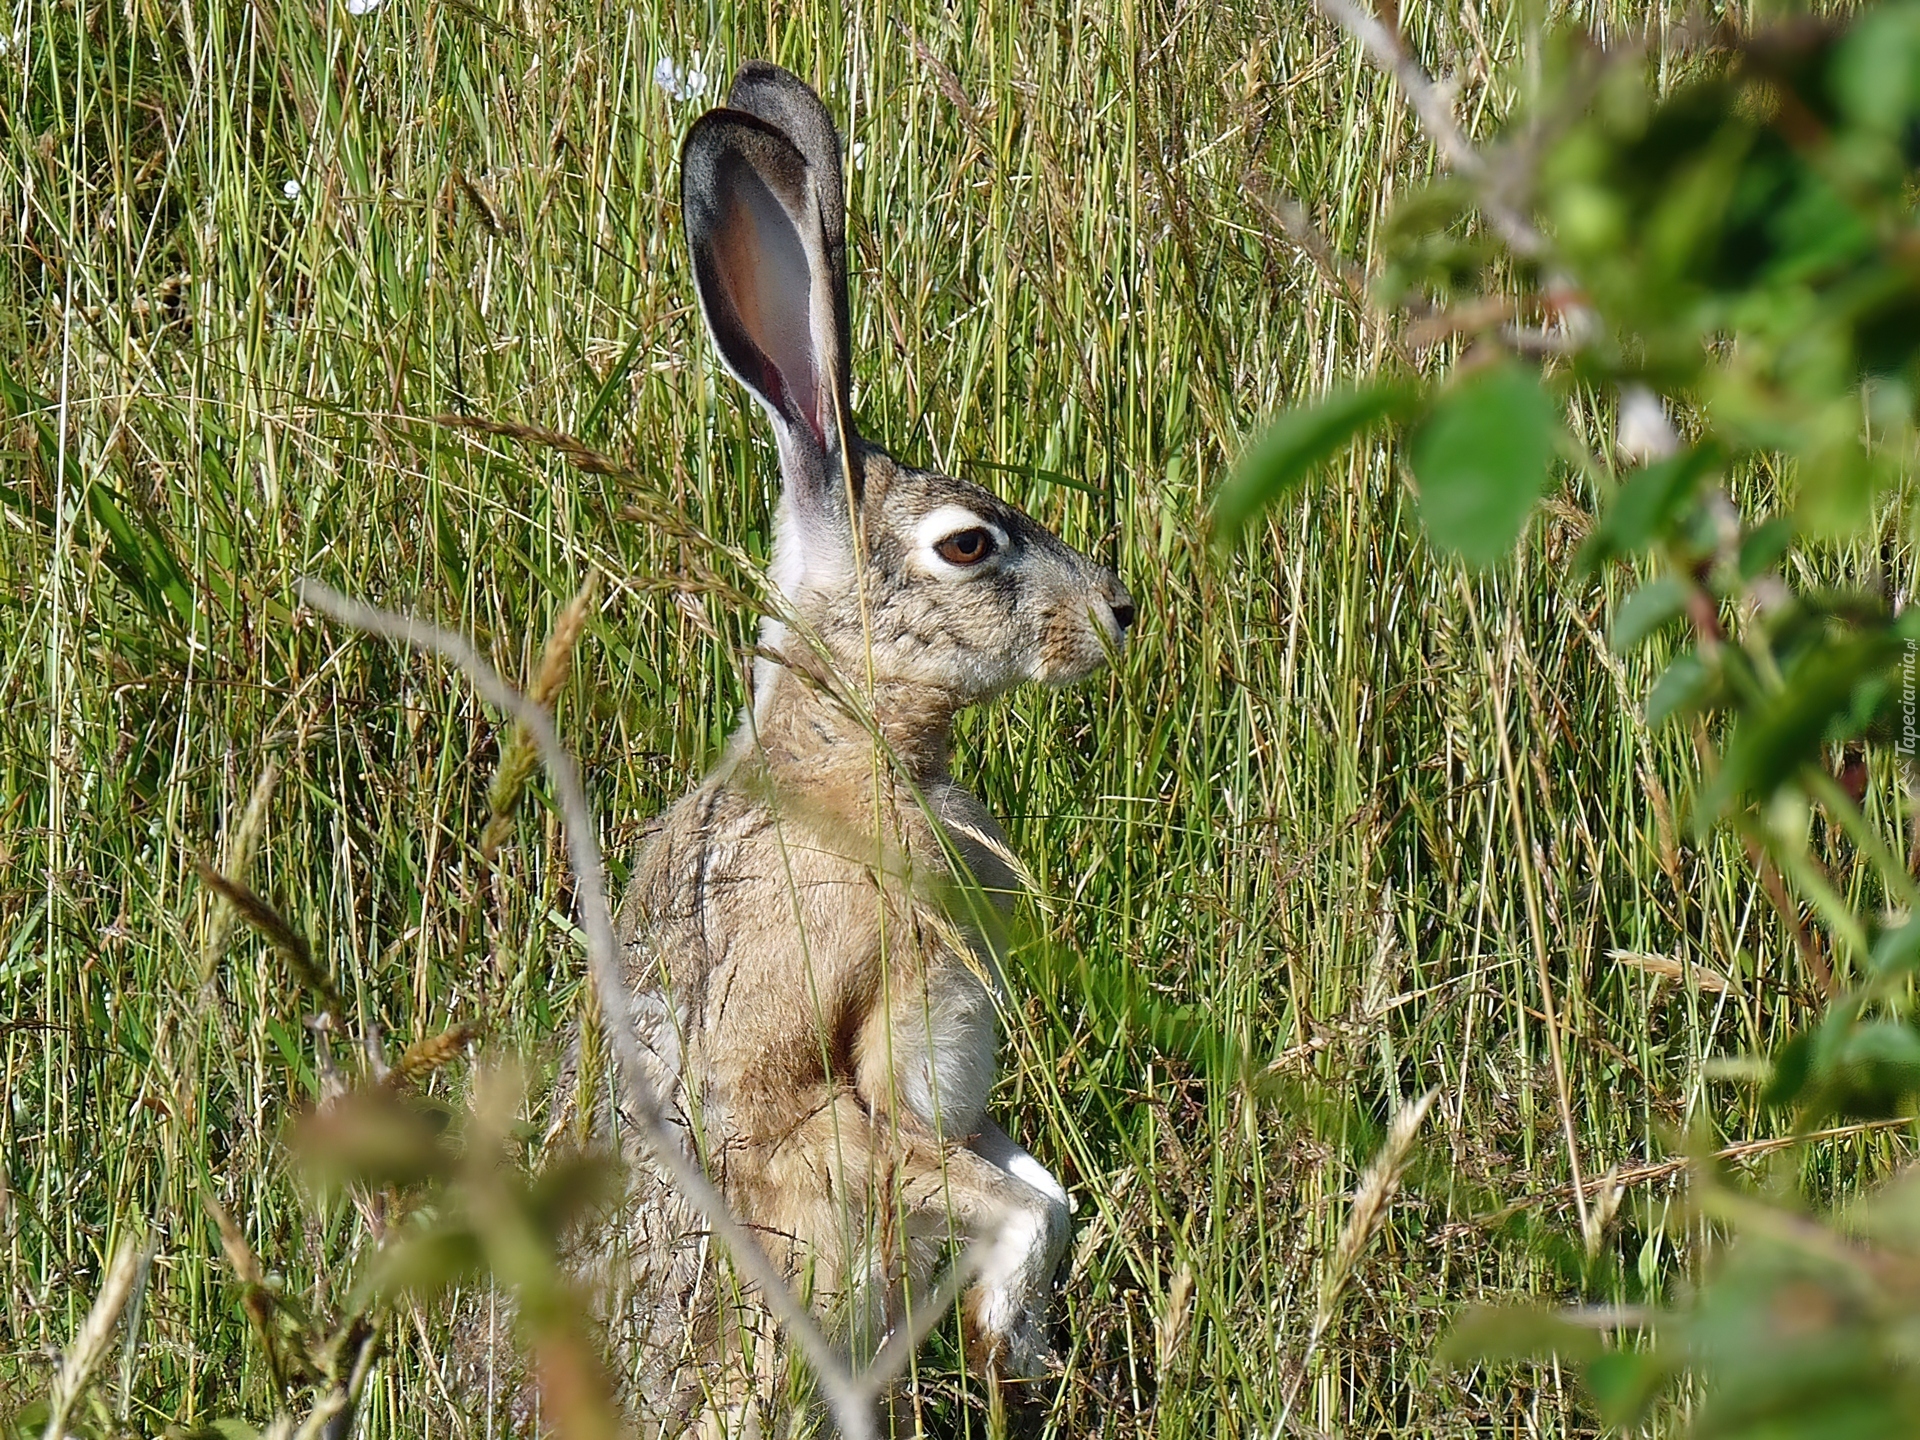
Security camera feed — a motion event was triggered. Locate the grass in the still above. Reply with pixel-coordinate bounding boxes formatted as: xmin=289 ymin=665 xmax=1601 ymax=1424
xmin=4 ymin=0 xmax=1913 ymax=1435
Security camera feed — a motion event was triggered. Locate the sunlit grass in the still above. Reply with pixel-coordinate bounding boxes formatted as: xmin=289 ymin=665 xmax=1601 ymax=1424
xmin=3 ymin=1 xmax=1911 ymax=1435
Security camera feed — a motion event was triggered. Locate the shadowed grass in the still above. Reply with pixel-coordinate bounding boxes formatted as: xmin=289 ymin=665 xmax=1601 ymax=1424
xmin=3 ymin=2 xmax=1912 ymax=1436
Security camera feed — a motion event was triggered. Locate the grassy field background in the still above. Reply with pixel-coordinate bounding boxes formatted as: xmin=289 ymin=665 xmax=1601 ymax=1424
xmin=4 ymin=0 xmax=1908 ymax=1434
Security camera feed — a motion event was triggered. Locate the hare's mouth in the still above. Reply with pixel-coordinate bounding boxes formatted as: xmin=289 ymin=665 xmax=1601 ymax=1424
xmin=1032 ymin=612 xmax=1124 ymax=687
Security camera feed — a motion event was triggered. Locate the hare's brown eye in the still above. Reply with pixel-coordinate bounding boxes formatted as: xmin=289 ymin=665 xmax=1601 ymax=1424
xmin=934 ymin=527 xmax=997 ymax=566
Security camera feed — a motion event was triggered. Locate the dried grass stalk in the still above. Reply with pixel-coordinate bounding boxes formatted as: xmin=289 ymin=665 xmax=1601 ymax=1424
xmin=191 ymin=860 xmax=343 ymax=1029
xmin=1317 ymin=1087 xmax=1438 ymax=1327
xmin=200 ymin=761 xmax=280 ymax=978
xmin=483 ymin=574 xmax=600 ymax=862
xmin=385 ymin=1022 xmax=485 ymax=1090
xmin=1609 ymin=948 xmax=1738 ymax=996
xmin=1156 ymin=1262 xmax=1195 ymax=1373
xmin=42 ymin=1233 xmax=153 ymax=1440
xmin=1278 ymin=1089 xmax=1439 ymax=1435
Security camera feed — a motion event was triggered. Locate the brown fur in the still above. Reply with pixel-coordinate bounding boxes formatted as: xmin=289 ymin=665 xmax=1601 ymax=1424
xmin=581 ymin=65 xmax=1134 ymax=1431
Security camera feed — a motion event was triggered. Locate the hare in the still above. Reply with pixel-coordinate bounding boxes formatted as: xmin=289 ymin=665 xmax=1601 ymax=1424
xmin=595 ymin=60 xmax=1135 ymax=1422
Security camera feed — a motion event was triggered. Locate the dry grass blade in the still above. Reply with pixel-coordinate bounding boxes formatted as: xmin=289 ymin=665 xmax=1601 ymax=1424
xmin=1320 ymin=1087 xmax=1439 ymax=1322
xmin=203 ymin=1188 xmax=295 ymax=1398
xmin=1156 ymin=1262 xmax=1195 ymax=1373
xmin=1608 ymin=949 xmax=1739 ymax=996
xmin=203 ymin=1189 xmax=263 ymax=1288
xmin=200 ymin=761 xmax=281 ymax=977
xmin=1483 ymin=1119 xmax=1920 ymax=1217
xmin=191 ymin=859 xmax=345 ymax=1029
xmin=431 ymin=412 xmax=632 ymax=478
xmin=295 ymin=579 xmax=889 ymax=1440
xmin=41 ymin=1232 xmax=154 ymax=1440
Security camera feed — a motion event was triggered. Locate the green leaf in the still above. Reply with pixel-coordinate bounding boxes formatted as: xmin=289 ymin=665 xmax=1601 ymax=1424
xmin=1212 ymin=379 xmax=1416 ymax=543
xmin=0 ymin=357 xmax=197 ymax=629
xmin=1409 ymin=362 xmax=1561 ymax=567
xmin=1834 ymin=4 xmax=1920 ymax=135
xmin=1871 ymin=916 xmax=1920 ymax=976
xmin=1440 ymin=1304 xmax=1603 ymax=1366
xmin=358 ymin=1223 xmax=486 ymax=1302
xmin=1646 ymin=652 xmax=1712 ymax=728
xmin=0 ymin=479 xmax=55 ymax=531
xmin=1610 ymin=576 xmax=1691 ymax=653
xmin=1787 ymin=1019 xmax=1920 ymax=1120
xmin=1585 ymin=1349 xmax=1673 ymax=1429
xmin=1580 ymin=443 xmax=1721 ymax=570
xmin=1702 ymin=634 xmax=1902 ymax=816
xmin=580 ymin=326 xmax=647 ymax=438
xmin=1762 ymin=1029 xmax=1815 ymax=1109
xmin=1738 ymin=516 xmax=1795 ymax=579
xmin=1796 ymin=435 xmax=1879 ymax=539
xmin=1836 ymin=1022 xmax=1920 ymax=1095
xmin=86 ymin=482 xmax=197 ymax=625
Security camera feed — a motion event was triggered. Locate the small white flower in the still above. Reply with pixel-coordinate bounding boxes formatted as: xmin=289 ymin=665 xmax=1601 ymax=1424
xmin=282 ymin=178 xmax=301 ymax=200
xmin=654 ymin=51 xmax=711 ymax=103
xmin=344 ymin=0 xmax=382 ymax=15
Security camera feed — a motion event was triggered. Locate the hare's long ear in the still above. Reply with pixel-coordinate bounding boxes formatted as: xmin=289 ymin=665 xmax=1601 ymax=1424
xmin=723 ymin=62 xmax=851 ymax=413
xmin=681 ymin=100 xmax=855 ymax=551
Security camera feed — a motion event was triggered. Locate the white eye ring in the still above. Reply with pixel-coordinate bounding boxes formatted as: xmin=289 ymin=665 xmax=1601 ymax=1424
xmin=916 ymin=505 xmax=1009 ymax=574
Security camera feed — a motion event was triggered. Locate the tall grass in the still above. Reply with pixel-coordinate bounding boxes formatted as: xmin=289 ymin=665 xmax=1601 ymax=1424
xmin=2 ymin=1 xmax=1908 ymax=1435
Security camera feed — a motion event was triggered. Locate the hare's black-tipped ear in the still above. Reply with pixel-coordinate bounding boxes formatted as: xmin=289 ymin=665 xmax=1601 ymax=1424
xmin=681 ymin=103 xmax=854 ymax=533
xmin=724 ymin=61 xmax=851 ymax=412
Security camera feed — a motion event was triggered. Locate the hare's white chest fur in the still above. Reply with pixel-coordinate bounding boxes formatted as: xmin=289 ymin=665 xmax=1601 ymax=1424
xmin=895 ymin=779 xmax=1028 ymax=1136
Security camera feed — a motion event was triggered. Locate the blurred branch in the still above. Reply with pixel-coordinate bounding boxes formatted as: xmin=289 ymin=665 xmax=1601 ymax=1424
xmin=1242 ymin=177 xmax=1376 ymax=311
xmin=292 ymin=1316 xmax=381 ymax=1440
xmin=1312 ymin=0 xmax=1480 ymax=176
xmin=1310 ymin=0 xmax=1569 ymax=288
xmin=1312 ymin=0 xmax=1546 ymax=263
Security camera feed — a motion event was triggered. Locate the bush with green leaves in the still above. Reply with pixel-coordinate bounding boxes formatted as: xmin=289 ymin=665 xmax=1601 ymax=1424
xmin=1222 ymin=6 xmax=1920 ymax=1434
